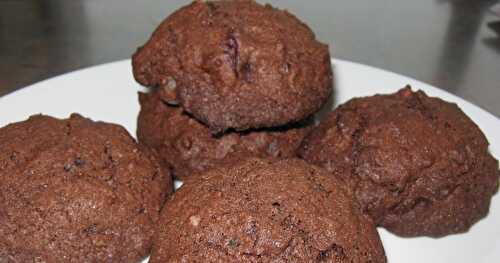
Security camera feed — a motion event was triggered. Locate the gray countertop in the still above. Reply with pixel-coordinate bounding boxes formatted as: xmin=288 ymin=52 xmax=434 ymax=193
xmin=1 ymin=0 xmax=499 ymax=117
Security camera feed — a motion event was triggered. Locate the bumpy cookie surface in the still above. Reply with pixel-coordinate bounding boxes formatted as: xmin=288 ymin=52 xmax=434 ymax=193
xmin=0 ymin=114 xmax=172 ymax=262
xmin=300 ymin=87 xmax=500 ymax=237
xmin=132 ymin=0 xmax=332 ymax=132
xmin=137 ymin=91 xmax=311 ymax=180
xmin=150 ymin=158 xmax=386 ymax=262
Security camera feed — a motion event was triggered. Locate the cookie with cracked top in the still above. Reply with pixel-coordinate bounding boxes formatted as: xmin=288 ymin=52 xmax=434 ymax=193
xmin=150 ymin=158 xmax=386 ymax=262
xmin=299 ymin=86 xmax=500 ymax=237
xmin=137 ymin=90 xmax=312 ymax=180
xmin=0 ymin=114 xmax=172 ymax=262
xmin=132 ymin=0 xmax=333 ymax=132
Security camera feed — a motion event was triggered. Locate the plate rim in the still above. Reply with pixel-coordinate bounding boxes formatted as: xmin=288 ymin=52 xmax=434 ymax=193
xmin=2 ymin=58 xmax=498 ymax=122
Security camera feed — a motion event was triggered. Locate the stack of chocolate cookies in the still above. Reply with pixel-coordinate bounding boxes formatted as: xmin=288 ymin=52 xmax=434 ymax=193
xmin=132 ymin=0 xmax=333 ymax=181
xmin=1 ymin=0 xmax=498 ymax=262
xmin=133 ymin=1 xmax=386 ymax=262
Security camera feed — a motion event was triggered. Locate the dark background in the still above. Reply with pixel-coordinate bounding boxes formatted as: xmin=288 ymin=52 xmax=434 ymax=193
xmin=1 ymin=0 xmax=499 ymax=116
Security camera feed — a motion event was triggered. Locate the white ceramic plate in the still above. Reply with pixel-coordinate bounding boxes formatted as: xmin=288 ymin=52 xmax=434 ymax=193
xmin=0 ymin=59 xmax=498 ymax=263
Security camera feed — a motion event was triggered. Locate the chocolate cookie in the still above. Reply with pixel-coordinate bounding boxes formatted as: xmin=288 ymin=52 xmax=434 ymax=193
xmin=132 ymin=0 xmax=333 ymax=132
xmin=150 ymin=158 xmax=386 ymax=262
xmin=137 ymin=91 xmax=312 ymax=180
xmin=0 ymin=114 xmax=172 ymax=262
xmin=299 ymin=87 xmax=500 ymax=237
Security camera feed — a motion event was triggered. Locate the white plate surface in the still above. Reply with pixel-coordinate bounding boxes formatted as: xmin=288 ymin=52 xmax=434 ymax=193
xmin=0 ymin=59 xmax=498 ymax=263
